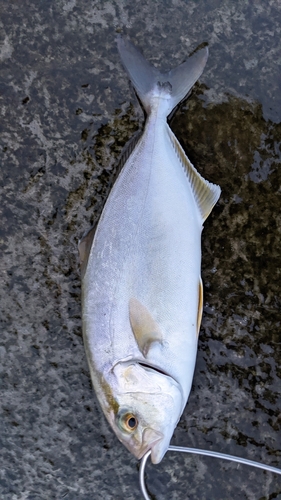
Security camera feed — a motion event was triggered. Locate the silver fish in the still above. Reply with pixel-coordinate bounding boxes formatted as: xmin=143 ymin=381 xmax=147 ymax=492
xmin=79 ymin=37 xmax=220 ymax=464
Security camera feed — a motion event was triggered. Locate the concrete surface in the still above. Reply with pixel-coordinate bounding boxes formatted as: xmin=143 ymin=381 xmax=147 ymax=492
xmin=1 ymin=1 xmax=280 ymax=499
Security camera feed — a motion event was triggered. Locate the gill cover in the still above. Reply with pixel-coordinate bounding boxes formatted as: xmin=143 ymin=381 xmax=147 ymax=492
xmin=108 ymin=362 xmax=183 ymax=463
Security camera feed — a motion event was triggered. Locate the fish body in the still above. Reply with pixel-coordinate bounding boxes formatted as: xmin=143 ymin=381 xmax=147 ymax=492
xmin=80 ymin=37 xmax=220 ymax=463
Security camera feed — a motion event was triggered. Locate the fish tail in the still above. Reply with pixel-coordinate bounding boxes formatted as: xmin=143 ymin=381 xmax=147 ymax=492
xmin=117 ymin=36 xmax=208 ymax=116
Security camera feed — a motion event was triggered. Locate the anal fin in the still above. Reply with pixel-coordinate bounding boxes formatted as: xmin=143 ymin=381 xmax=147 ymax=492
xmin=168 ymin=127 xmax=221 ymax=222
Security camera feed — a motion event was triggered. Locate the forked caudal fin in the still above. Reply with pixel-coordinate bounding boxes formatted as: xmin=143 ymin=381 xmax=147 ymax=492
xmin=117 ymin=36 xmax=208 ymax=116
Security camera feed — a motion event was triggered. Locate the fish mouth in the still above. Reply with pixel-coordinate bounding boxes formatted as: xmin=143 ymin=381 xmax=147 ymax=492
xmin=150 ymin=436 xmax=170 ymax=464
xmin=136 ymin=427 xmax=164 ymax=460
xmin=135 ymin=424 xmax=170 ymax=464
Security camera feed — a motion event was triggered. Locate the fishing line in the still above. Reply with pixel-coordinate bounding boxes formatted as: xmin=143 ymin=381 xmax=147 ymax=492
xmin=139 ymin=445 xmax=281 ymax=500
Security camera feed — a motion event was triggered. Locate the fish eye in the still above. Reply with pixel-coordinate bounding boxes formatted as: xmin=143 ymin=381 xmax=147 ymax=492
xmin=118 ymin=412 xmax=138 ymax=433
xmin=127 ymin=416 xmax=137 ymax=429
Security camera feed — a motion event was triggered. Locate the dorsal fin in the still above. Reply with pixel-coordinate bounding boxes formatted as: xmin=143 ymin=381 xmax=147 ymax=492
xmin=129 ymin=298 xmax=163 ymax=357
xmin=78 ymin=131 xmax=141 ymax=280
xmin=78 ymin=223 xmax=97 ymax=279
xmin=115 ymin=129 xmax=142 ymax=178
xmin=167 ymin=127 xmax=221 ymax=221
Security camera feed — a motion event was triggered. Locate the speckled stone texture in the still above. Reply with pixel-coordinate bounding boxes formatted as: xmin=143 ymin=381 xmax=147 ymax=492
xmin=0 ymin=1 xmax=280 ymax=499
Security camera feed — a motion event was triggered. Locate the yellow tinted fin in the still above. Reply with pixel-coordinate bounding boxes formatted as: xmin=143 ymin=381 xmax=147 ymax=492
xmin=168 ymin=128 xmax=221 ymax=222
xmin=129 ymin=298 xmax=163 ymax=357
xmin=78 ymin=224 xmax=97 ymax=279
xmin=197 ymin=278 xmax=203 ymax=337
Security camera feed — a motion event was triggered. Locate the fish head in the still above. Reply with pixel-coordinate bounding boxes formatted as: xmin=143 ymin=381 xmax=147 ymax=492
xmin=102 ymin=361 xmax=183 ymax=464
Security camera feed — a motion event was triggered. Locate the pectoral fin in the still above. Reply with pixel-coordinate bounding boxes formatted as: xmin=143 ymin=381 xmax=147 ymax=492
xmin=129 ymin=298 xmax=163 ymax=357
xmin=197 ymin=278 xmax=203 ymax=337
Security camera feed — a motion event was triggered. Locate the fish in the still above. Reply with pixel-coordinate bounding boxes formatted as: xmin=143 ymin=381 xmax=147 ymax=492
xmin=79 ymin=36 xmax=221 ymax=464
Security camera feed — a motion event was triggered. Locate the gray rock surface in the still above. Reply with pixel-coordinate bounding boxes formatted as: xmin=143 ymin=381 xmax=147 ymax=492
xmin=1 ymin=1 xmax=280 ymax=499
